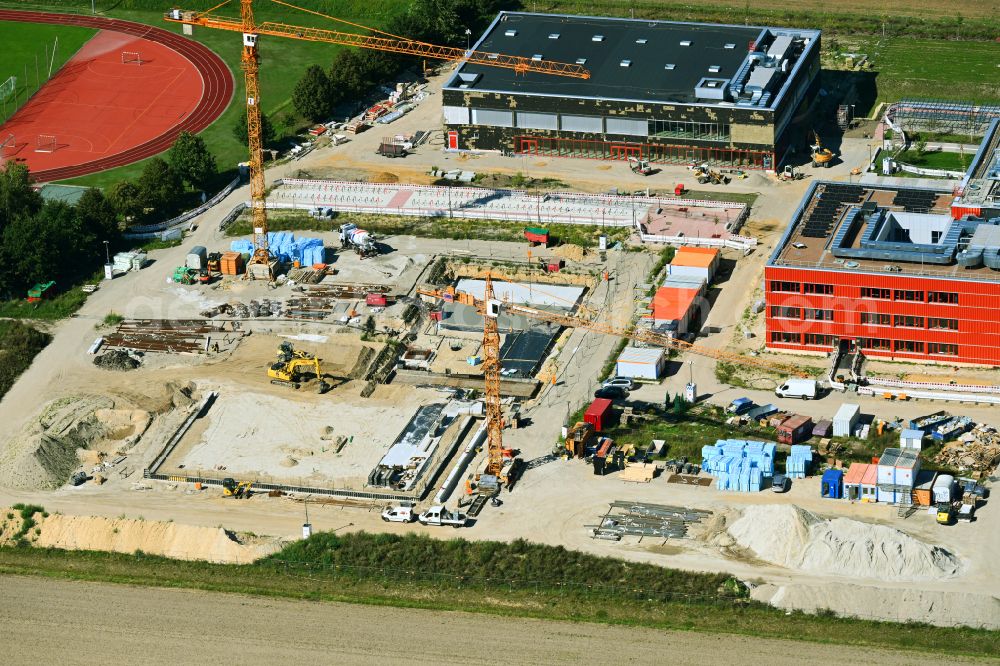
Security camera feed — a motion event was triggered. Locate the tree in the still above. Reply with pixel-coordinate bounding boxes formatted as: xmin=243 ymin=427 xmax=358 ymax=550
xmin=0 ymin=201 xmax=92 ymax=292
xmin=0 ymin=162 xmax=42 ymax=230
xmin=232 ymin=110 xmax=276 ymax=147
xmin=169 ymin=131 xmax=217 ymax=190
xmin=109 ymin=180 xmax=144 ymax=222
xmin=137 ymin=158 xmax=182 ymax=213
xmin=327 ymin=50 xmax=370 ymax=102
xmin=293 ymin=65 xmax=333 ymax=122
xmin=672 ymin=393 xmax=688 ymax=416
xmin=76 ymin=188 xmax=119 ymax=241
xmin=363 ymin=315 xmax=376 ymax=338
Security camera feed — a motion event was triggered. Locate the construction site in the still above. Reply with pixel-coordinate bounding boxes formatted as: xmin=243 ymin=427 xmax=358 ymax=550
xmin=1 ymin=4 xmax=999 ymax=642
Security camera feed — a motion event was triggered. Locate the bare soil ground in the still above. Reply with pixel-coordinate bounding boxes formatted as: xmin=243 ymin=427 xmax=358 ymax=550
xmin=1 ymin=575 xmax=990 ymax=666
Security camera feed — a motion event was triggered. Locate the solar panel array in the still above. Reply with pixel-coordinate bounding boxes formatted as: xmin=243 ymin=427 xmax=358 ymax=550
xmin=891 ymin=189 xmax=939 ymax=213
xmin=800 ymin=184 xmax=866 ymax=238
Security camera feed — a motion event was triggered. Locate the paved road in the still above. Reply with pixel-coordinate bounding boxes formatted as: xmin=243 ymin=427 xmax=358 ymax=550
xmin=1 ymin=575 xmax=989 ymax=665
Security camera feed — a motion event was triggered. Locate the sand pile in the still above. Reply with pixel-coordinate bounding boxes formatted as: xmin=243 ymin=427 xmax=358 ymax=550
xmin=728 ymin=505 xmax=962 ymax=581
xmin=32 ymin=513 xmax=284 ymax=563
xmin=0 ymin=396 xmax=115 ymax=489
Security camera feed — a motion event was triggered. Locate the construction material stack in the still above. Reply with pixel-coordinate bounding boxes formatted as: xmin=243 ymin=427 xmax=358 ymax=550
xmin=701 ymin=439 xmax=775 ymax=492
xmin=786 ymin=445 xmax=814 ymax=478
xmin=220 ymin=251 xmax=245 ymax=276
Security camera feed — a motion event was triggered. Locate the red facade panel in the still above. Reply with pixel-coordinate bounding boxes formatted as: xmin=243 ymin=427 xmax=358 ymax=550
xmin=764 ymin=265 xmax=1000 ymax=367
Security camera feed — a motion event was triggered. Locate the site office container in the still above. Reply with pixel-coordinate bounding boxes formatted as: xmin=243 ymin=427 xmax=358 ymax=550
xmin=584 ymin=398 xmax=614 ymax=432
xmin=776 ymin=415 xmax=813 ymax=444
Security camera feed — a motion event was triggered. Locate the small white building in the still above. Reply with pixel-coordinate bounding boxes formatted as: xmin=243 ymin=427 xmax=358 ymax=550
xmin=899 ymin=428 xmax=924 ymax=451
xmin=876 ymin=447 xmax=920 ymax=504
xmin=832 ymin=403 xmax=860 ymax=437
xmin=615 ymin=346 xmax=666 ymax=380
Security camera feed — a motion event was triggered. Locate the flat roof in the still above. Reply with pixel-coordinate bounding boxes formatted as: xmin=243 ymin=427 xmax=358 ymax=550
xmin=617 ymin=346 xmax=664 ymax=364
xmin=844 ymin=462 xmax=878 ymax=486
xmin=768 ymin=181 xmax=1000 ymax=281
xmin=652 ymin=286 xmax=699 ymax=320
xmin=448 ymin=12 xmax=819 ymax=108
xmin=671 ymin=247 xmax=719 ymax=268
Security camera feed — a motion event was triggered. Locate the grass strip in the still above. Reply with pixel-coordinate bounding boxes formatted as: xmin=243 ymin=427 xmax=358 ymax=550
xmin=0 ymin=544 xmax=996 ymax=657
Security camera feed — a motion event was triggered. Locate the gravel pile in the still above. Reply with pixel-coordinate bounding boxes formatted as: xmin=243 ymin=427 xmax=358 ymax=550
xmin=93 ymin=350 xmax=140 ymax=371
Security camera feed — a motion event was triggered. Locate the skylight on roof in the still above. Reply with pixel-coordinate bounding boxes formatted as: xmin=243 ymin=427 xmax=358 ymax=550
xmin=531 ymin=54 xmax=543 ymax=61
xmin=576 ymin=58 xmax=587 ymax=64
xmin=636 ymin=38 xmax=647 ymax=44
xmin=680 ymin=40 xmax=692 ymax=46
xmin=620 ymin=59 xmax=631 ymax=67
xmin=548 ymin=33 xmax=560 ymax=39
xmin=504 ymin=29 xmax=517 ymax=37
xmin=664 ymin=63 xmax=676 ymax=70
xmin=708 ymin=65 xmax=721 ymax=73
xmin=724 ymin=43 xmax=736 ymax=49
xmin=592 ymin=34 xmax=605 ymax=42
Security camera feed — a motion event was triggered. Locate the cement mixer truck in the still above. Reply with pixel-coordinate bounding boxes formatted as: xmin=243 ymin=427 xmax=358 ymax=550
xmin=339 ymin=223 xmax=379 ymax=258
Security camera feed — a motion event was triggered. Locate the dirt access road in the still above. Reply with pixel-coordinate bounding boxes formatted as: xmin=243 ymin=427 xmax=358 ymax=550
xmin=2 ymin=575 xmax=989 ymax=665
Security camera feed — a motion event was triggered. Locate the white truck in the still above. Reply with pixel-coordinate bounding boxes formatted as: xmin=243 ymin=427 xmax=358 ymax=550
xmin=339 ymin=223 xmax=379 ymax=258
xmin=418 ymin=505 xmax=468 ymax=528
xmin=775 ymin=378 xmax=818 ymax=400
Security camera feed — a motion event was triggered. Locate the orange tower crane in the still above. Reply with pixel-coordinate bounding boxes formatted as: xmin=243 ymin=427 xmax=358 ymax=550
xmin=165 ymin=1 xmax=589 ymax=276
xmin=417 ymin=278 xmax=806 ymax=481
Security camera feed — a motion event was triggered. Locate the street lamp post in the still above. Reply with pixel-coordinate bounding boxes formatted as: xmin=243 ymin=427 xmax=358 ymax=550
xmin=103 ymin=240 xmax=110 ymax=264
xmin=465 ymin=28 xmax=472 ymax=52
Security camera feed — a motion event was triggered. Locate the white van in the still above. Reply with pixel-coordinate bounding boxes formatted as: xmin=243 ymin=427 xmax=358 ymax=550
xmin=775 ymin=378 xmax=818 ymax=400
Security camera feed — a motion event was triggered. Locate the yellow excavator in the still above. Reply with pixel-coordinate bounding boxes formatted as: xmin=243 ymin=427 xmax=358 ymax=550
xmin=222 ymin=477 xmax=254 ymax=498
xmin=811 ymin=130 xmax=835 ymax=168
xmin=267 ymin=342 xmax=331 ymax=393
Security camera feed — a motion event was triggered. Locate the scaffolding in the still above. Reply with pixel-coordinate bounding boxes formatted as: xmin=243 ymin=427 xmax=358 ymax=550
xmin=892 ymin=99 xmax=1000 ymax=137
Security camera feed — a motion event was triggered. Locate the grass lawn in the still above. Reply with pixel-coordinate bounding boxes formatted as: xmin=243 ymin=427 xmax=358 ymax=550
xmin=895 ymin=150 xmax=972 ymax=172
xmin=0 ymin=288 xmax=88 ymax=320
xmin=0 ymin=19 xmax=96 ymax=124
xmin=49 ymin=0 xmax=408 ymax=188
xmin=871 ymin=38 xmax=1000 ymax=106
xmin=226 ymin=209 xmax=635 ymax=248
xmin=0 ymin=320 xmax=51 ymax=400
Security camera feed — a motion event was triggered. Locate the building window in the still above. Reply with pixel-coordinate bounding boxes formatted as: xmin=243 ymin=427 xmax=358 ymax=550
xmin=894 ymin=340 xmax=924 ymax=353
xmin=648 ymin=119 xmax=730 ymax=142
xmin=516 ymin=111 xmax=558 ymax=130
xmin=927 ymin=317 xmax=958 ymax=330
xmin=928 ymin=343 xmax=959 ymax=356
xmin=803 ymin=283 xmax=834 ymax=295
xmin=470 ymin=108 xmax=514 ymax=127
xmin=769 ymin=281 xmax=799 ymax=293
xmin=804 ymin=333 xmax=835 ymax=347
xmin=861 ymin=287 xmax=890 ymax=299
xmin=770 ymin=306 xmax=800 ymax=319
xmin=860 ymin=312 xmax=890 ymax=326
xmin=804 ymin=308 xmax=833 ymax=321
xmin=894 ymin=289 xmax=923 ymax=302
xmin=859 ymin=337 xmax=891 ymax=350
xmin=893 ymin=315 xmax=924 ymax=328
xmin=770 ymin=331 xmax=799 ymax=344
xmin=927 ymin=291 xmax=958 ymax=304
xmin=605 ymin=117 xmax=648 ymax=137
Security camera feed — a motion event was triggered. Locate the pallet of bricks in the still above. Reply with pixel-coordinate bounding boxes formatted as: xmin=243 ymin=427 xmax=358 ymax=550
xmin=220 ymin=252 xmax=245 ymax=276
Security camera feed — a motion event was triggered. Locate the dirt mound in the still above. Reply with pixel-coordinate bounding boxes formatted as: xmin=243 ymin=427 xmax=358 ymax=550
xmin=2 ymin=510 xmax=284 ymax=563
xmin=94 ymin=350 xmax=140 ymax=371
xmin=553 ymin=244 xmax=586 ymax=262
xmin=728 ymin=504 xmax=962 ymax=582
xmin=370 ymin=171 xmax=399 ymax=183
xmin=0 ymin=396 xmax=115 ymax=490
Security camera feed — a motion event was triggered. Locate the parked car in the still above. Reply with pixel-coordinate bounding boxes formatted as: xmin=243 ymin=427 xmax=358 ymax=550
xmin=381 ymin=504 xmax=415 ymax=523
xmin=602 ymin=376 xmax=636 ymax=391
xmin=726 ymin=397 xmax=755 ymax=415
xmin=594 ymin=386 xmax=629 ymax=400
xmin=418 ymin=505 xmax=468 ymax=528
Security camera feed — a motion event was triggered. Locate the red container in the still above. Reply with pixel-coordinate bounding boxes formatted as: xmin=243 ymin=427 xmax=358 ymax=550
xmin=777 ymin=415 xmax=814 ymax=445
xmin=584 ymin=398 xmax=613 ymax=432
xmin=366 ymin=293 xmax=388 ymax=307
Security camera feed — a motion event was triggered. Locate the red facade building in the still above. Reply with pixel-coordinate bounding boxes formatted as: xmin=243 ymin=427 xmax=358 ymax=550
xmin=765 ymin=177 xmax=1000 ymax=367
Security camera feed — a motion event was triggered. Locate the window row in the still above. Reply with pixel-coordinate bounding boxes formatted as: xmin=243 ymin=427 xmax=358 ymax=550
xmin=769 ymin=306 xmax=833 ymax=320
xmin=859 ymin=313 xmax=958 ymax=330
xmin=771 ymin=334 xmax=959 ymax=356
xmin=860 ymin=287 xmax=959 ymax=304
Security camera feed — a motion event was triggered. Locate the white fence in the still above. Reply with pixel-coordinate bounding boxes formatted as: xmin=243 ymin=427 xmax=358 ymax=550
xmin=895 ymin=162 xmax=965 ymax=179
xmin=858 ymin=385 xmax=1000 ymax=405
xmin=638 ymin=232 xmax=758 ymax=251
xmin=866 ymin=376 xmax=1000 ymax=395
xmin=124 ymin=175 xmax=242 ymax=240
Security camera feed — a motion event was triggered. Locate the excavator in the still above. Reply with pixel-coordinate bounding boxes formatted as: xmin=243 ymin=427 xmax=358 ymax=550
xmin=267 ymin=341 xmax=331 ymax=393
xmin=811 ymin=131 xmax=835 ymax=168
xmin=222 ymin=477 xmax=254 ymax=498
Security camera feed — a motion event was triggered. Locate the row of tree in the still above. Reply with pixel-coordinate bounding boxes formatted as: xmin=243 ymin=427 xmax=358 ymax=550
xmin=292 ymin=0 xmax=508 ymax=122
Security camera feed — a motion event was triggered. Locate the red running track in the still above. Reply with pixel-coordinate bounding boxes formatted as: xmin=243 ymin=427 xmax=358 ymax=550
xmin=0 ymin=10 xmax=233 ymax=182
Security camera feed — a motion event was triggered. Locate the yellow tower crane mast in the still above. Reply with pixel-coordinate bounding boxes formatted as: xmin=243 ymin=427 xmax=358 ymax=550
xmin=165 ymin=1 xmax=590 ymax=277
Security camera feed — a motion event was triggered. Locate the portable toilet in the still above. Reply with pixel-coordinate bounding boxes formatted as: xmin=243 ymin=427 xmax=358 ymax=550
xmin=821 ymin=469 xmax=843 ymax=499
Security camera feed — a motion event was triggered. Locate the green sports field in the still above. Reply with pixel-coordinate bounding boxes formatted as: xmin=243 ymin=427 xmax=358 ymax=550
xmin=0 ymin=20 xmax=96 ymax=123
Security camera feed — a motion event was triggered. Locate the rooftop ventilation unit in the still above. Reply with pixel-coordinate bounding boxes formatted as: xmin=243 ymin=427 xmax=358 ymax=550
xmin=620 ymin=59 xmax=632 ymax=67
xmin=636 ymin=38 xmax=647 ymax=44
xmin=592 ymin=34 xmax=605 ymax=42
xmin=548 ymin=33 xmax=560 ymax=39
xmin=708 ymin=65 xmax=721 ymax=73
xmin=576 ymin=58 xmax=587 ymax=64
xmin=664 ymin=63 xmax=676 ymax=70
xmin=531 ymin=54 xmax=543 ymax=61
xmin=504 ymin=29 xmax=517 ymax=37
xmin=680 ymin=40 xmax=692 ymax=46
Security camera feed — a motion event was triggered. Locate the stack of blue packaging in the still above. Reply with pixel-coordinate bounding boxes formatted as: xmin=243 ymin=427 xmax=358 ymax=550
xmin=701 ymin=439 xmax=776 ymax=492
xmin=230 ymin=233 xmax=324 ymax=266
xmin=785 ymin=445 xmax=814 ymax=479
